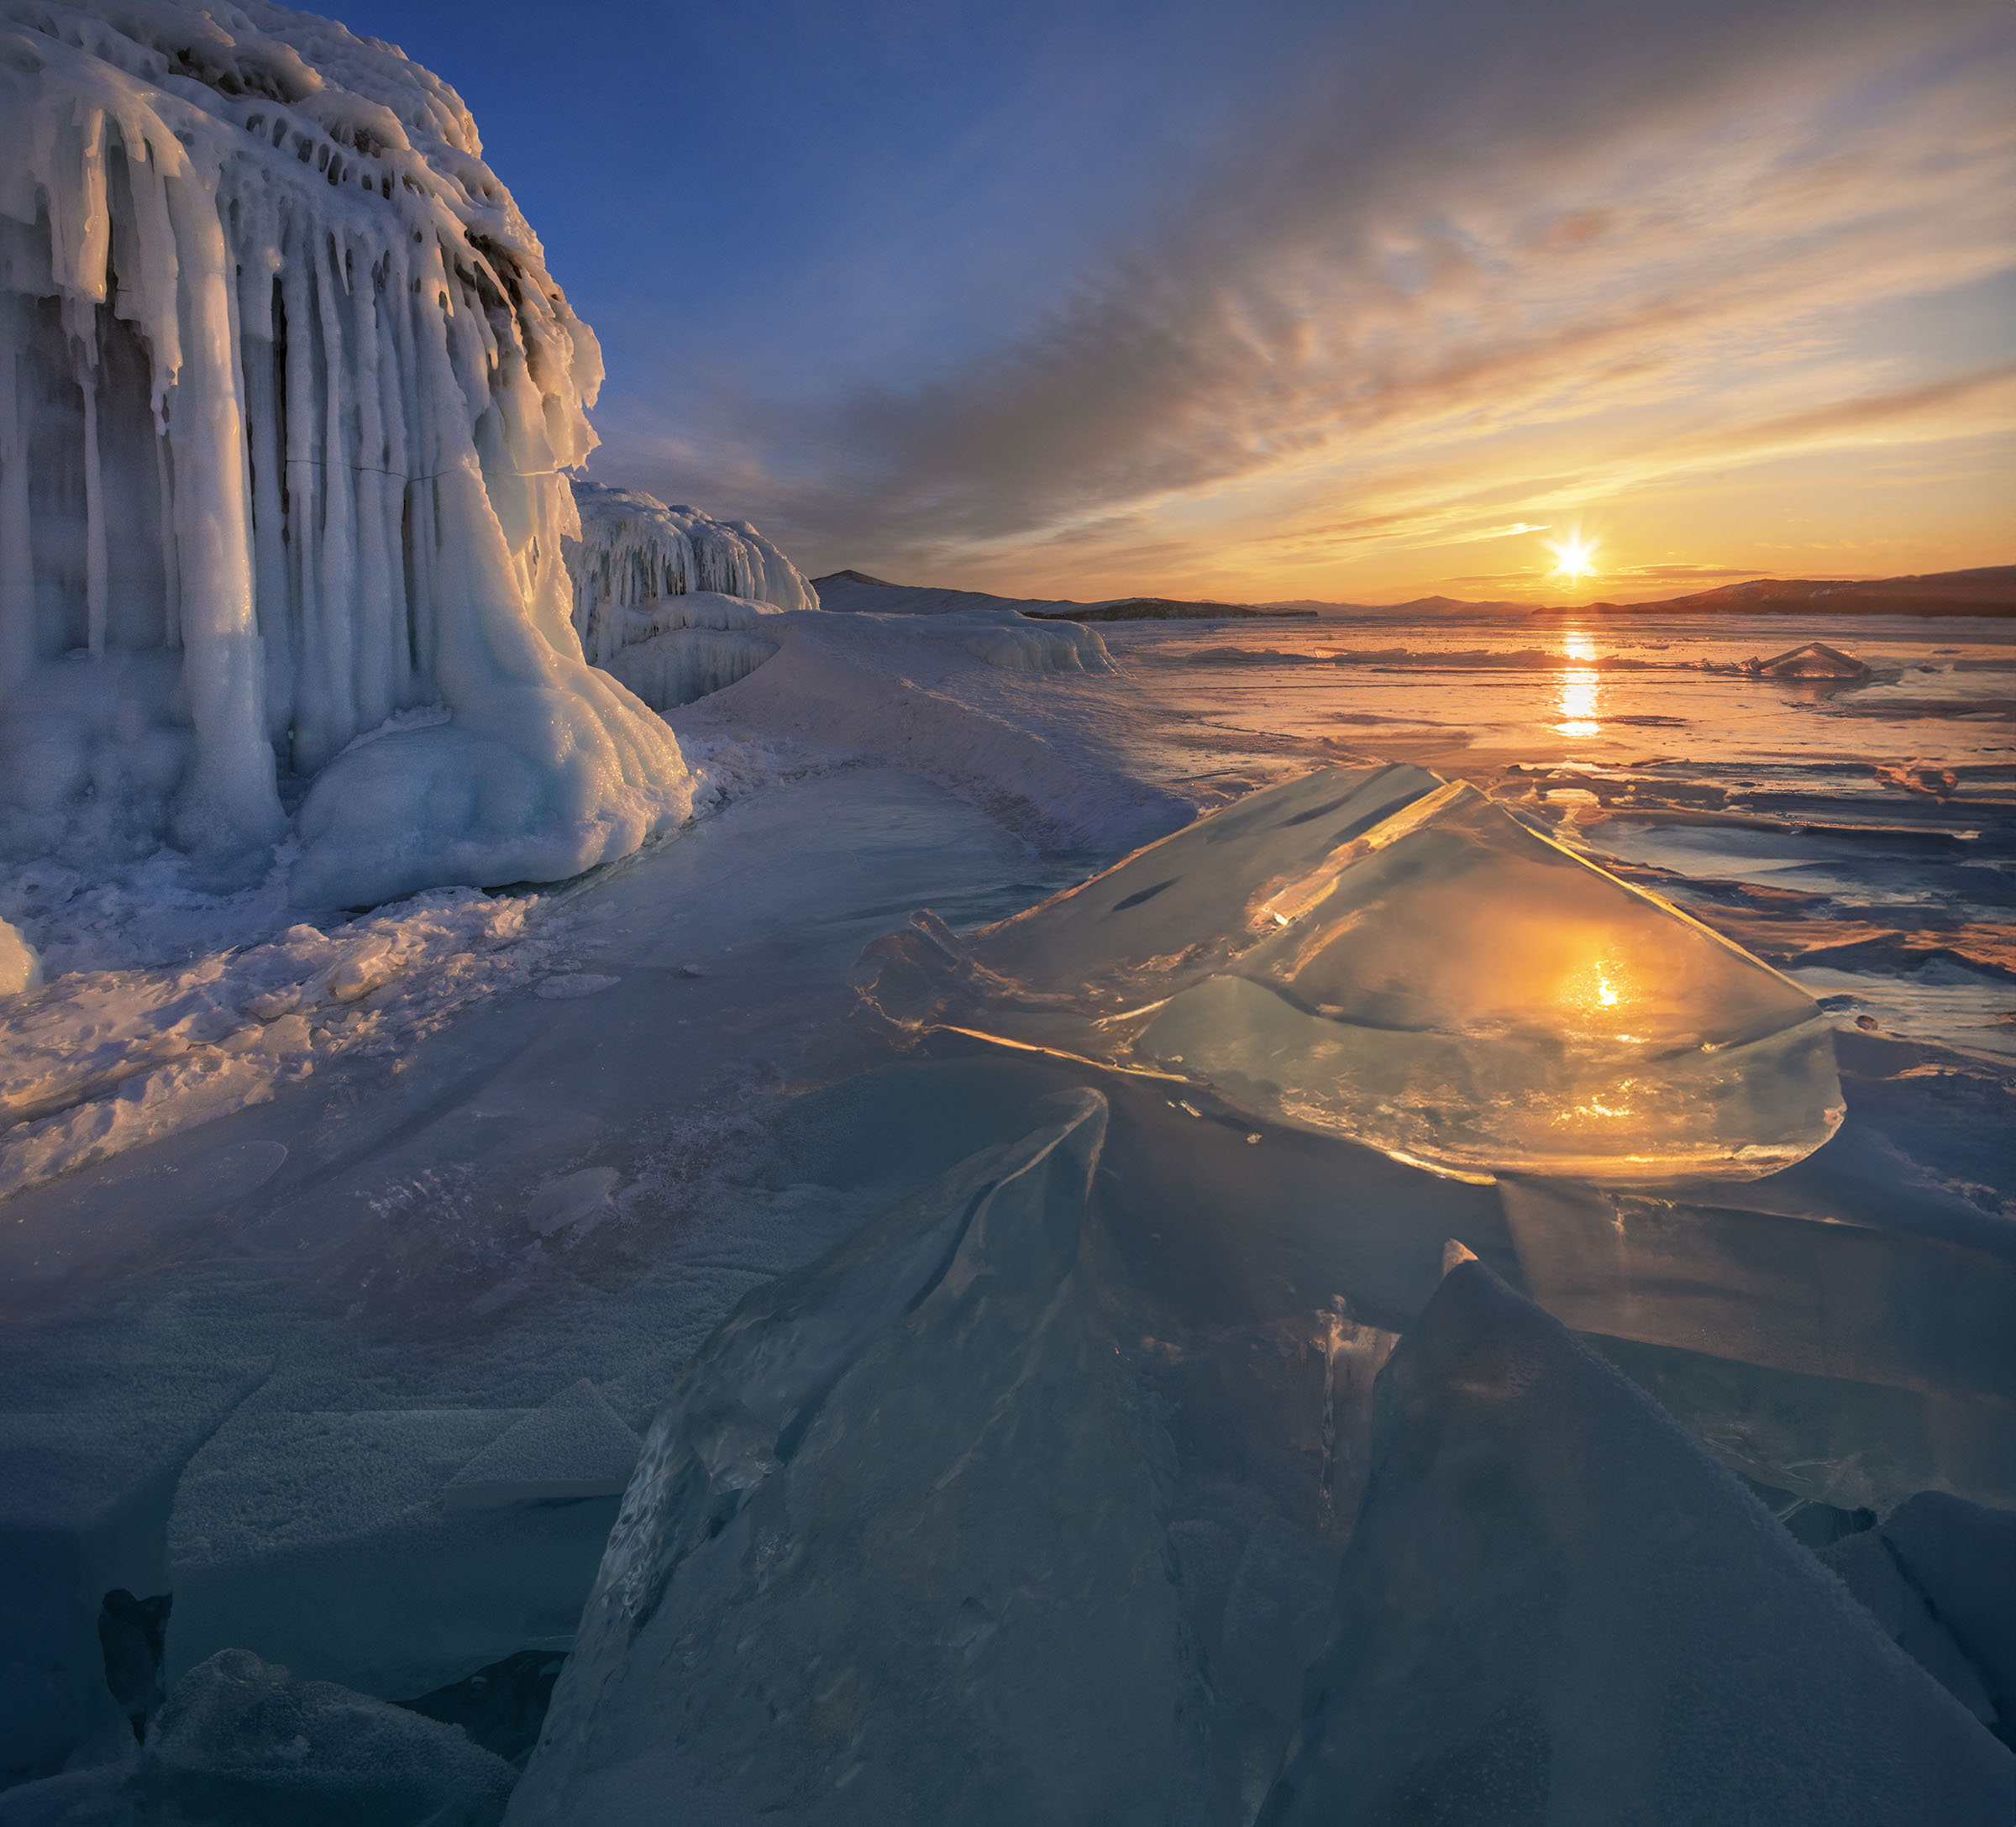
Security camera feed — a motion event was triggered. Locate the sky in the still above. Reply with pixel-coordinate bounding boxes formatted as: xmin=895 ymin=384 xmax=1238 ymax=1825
xmin=335 ymin=0 xmax=2016 ymax=605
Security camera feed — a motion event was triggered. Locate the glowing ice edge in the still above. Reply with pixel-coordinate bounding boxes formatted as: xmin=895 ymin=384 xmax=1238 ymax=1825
xmin=855 ymin=762 xmax=1845 ymax=1184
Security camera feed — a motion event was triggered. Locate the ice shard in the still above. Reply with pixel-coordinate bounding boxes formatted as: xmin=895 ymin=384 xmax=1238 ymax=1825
xmin=512 ymin=1091 xmax=1213 ymax=1826
xmin=1257 ymin=1257 xmax=2014 ymax=1825
xmin=854 ymin=763 xmax=1842 ymax=1181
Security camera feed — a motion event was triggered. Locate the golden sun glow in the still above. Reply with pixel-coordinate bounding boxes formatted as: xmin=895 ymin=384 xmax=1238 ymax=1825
xmin=1558 ymin=953 xmax=1637 ymax=1030
xmin=1546 ymin=531 xmax=1599 ymax=583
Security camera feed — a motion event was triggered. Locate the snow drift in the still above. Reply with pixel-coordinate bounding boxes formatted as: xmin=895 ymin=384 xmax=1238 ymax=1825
xmin=0 ymin=0 xmax=690 ymax=909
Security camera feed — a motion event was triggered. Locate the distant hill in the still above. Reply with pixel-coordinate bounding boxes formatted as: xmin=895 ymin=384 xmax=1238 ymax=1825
xmin=1263 ymin=594 xmax=1536 ymax=617
xmin=815 ymin=565 xmax=2013 ymax=620
xmin=811 ymin=573 xmax=1315 ymax=620
xmin=1579 ymin=566 xmax=2015 ymax=617
xmin=815 ymin=568 xmax=899 ymax=590
xmin=1027 ymin=596 xmax=1316 ymax=623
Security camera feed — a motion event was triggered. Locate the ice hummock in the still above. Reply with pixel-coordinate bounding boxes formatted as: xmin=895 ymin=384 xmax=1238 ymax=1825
xmin=515 ymin=1090 xmax=2010 ymax=1824
xmin=0 ymin=0 xmax=692 ymax=908
xmin=853 ymin=763 xmax=1843 ymax=1182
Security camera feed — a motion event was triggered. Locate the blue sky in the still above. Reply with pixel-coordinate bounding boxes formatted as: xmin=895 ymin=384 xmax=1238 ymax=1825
xmin=337 ymin=0 xmax=2014 ymax=601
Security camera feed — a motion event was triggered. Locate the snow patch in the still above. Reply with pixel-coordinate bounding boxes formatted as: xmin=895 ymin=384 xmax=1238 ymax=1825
xmin=0 ymin=888 xmax=554 ymax=1200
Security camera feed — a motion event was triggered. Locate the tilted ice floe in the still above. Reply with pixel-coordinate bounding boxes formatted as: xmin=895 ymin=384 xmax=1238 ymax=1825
xmin=856 ymin=762 xmax=1843 ymax=1181
xmin=0 ymin=0 xmax=697 ymax=907
xmin=517 ymin=1098 xmax=2010 ymax=1824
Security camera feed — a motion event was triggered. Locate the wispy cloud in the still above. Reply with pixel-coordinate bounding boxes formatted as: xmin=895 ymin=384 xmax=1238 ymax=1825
xmin=594 ymin=0 xmax=2015 ymax=596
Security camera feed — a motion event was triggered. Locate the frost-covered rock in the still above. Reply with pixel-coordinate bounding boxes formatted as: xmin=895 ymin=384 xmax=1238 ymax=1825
xmin=0 ymin=0 xmax=689 ymax=907
xmin=855 ymin=763 xmax=1843 ymax=1182
xmin=0 ymin=1648 xmax=517 ymax=1825
xmin=1258 ymin=1257 xmax=2015 ymax=1825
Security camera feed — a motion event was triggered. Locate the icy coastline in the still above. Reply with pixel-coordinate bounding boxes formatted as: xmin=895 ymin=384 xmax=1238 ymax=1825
xmin=0 ymin=1 xmax=2011 ymax=1819
xmin=0 ymin=0 xmax=697 ymax=913
xmin=1 ymin=609 xmax=2012 ymax=1821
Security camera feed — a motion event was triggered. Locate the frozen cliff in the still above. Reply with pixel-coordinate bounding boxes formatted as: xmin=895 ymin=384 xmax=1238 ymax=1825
xmin=566 ymin=481 xmax=816 ymax=666
xmin=0 ymin=0 xmax=691 ymax=907
xmin=561 ymin=481 xmax=816 ymax=714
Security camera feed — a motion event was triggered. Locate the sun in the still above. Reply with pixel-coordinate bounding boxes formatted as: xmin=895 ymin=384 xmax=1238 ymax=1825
xmin=1547 ymin=532 xmax=1599 ymax=584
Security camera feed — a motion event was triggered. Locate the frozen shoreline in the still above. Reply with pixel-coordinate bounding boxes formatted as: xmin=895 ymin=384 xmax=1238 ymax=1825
xmin=2 ymin=604 xmax=2011 ymax=1812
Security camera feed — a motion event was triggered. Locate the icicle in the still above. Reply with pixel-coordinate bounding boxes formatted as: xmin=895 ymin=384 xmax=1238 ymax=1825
xmin=0 ymin=292 xmax=34 ymax=700
xmin=0 ymin=0 xmax=709 ymax=903
xmin=72 ymin=336 xmax=108 ymax=655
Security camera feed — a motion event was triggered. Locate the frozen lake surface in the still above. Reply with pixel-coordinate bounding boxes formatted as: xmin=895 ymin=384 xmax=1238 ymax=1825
xmin=3 ymin=610 xmax=2011 ymax=1819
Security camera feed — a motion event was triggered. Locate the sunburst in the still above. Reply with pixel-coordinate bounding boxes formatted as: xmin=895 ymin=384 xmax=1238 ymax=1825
xmin=1547 ymin=531 xmax=1599 ymax=583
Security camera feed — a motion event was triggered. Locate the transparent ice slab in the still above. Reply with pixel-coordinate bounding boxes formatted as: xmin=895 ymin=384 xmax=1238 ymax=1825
xmin=512 ymin=1090 xmax=1210 ymax=1825
xmin=1259 ymin=1257 xmax=2013 ymax=1824
xmin=855 ymin=763 xmax=1843 ymax=1182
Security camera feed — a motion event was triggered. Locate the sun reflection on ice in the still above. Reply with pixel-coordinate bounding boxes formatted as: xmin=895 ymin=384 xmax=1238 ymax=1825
xmin=1555 ymin=629 xmax=1602 ymax=737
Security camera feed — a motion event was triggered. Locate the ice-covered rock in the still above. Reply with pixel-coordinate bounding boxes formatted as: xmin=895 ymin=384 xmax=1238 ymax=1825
xmin=564 ymin=483 xmax=816 ymax=667
xmin=601 ymin=620 xmax=779 ymax=712
xmin=1258 ymin=1258 xmax=2014 ymax=1825
xmin=0 ymin=0 xmax=689 ymax=906
xmin=0 ymin=1648 xmax=517 ymax=1825
xmin=0 ymin=916 xmax=40 ymax=996
xmin=512 ymin=1090 xmax=1213 ymax=1825
xmin=854 ymin=763 xmax=1842 ymax=1182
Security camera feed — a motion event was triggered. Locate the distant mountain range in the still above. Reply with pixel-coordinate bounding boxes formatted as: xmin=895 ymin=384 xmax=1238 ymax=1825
xmin=1576 ymin=566 xmax=2016 ymax=616
xmin=811 ymin=572 xmax=1315 ymax=620
xmin=1270 ymin=567 xmax=2016 ymax=617
xmin=815 ymin=565 xmax=2014 ymax=619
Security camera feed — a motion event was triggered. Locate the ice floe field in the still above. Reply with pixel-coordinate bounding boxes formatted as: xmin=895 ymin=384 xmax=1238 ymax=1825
xmin=3 ymin=593 xmax=2013 ymax=1823
xmin=0 ymin=0 xmax=2011 ymax=1820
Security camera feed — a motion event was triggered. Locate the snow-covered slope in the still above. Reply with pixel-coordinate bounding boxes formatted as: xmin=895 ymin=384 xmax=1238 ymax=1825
xmin=0 ymin=0 xmax=688 ymax=908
